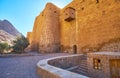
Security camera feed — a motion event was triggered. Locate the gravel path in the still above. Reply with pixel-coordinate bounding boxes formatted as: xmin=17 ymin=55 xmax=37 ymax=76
xmin=0 ymin=53 xmax=70 ymax=78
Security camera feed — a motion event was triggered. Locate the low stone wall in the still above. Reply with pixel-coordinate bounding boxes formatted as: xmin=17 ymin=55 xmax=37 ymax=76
xmin=0 ymin=53 xmax=39 ymax=57
xmin=37 ymin=54 xmax=89 ymax=78
xmin=48 ymin=54 xmax=82 ymax=69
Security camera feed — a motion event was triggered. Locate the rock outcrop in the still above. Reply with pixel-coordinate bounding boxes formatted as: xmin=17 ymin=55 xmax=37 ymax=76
xmin=0 ymin=20 xmax=21 ymax=36
xmin=0 ymin=30 xmax=15 ymax=45
xmin=28 ymin=0 xmax=120 ymax=53
xmin=0 ymin=19 xmax=22 ymax=45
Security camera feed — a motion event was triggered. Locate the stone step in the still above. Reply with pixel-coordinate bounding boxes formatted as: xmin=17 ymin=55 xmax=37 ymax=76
xmin=72 ymin=69 xmax=88 ymax=76
xmin=77 ymin=67 xmax=88 ymax=72
xmin=78 ymin=65 xmax=88 ymax=70
xmin=80 ymin=59 xmax=87 ymax=61
xmin=71 ymin=65 xmax=88 ymax=73
xmin=80 ymin=57 xmax=87 ymax=60
xmin=82 ymin=54 xmax=87 ymax=57
xmin=66 ymin=66 xmax=78 ymax=71
xmin=75 ymin=71 xmax=88 ymax=75
xmin=79 ymin=61 xmax=87 ymax=64
xmin=78 ymin=67 xmax=88 ymax=71
xmin=69 ymin=57 xmax=89 ymax=76
xmin=78 ymin=65 xmax=87 ymax=69
xmin=79 ymin=62 xmax=87 ymax=66
xmin=80 ymin=59 xmax=87 ymax=62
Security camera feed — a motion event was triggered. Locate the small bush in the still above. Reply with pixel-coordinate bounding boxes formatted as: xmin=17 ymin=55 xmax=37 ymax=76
xmin=12 ymin=36 xmax=29 ymax=53
xmin=0 ymin=43 xmax=10 ymax=54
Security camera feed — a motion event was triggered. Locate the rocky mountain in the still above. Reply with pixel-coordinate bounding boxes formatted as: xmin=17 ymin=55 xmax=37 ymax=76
xmin=0 ymin=20 xmax=21 ymax=36
xmin=0 ymin=30 xmax=15 ymax=45
xmin=0 ymin=19 xmax=22 ymax=45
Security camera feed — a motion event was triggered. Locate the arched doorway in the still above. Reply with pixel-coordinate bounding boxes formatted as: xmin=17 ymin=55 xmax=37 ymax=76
xmin=73 ymin=45 xmax=77 ymax=54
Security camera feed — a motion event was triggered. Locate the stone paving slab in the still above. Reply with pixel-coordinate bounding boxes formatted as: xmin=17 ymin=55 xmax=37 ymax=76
xmin=0 ymin=53 xmax=70 ymax=78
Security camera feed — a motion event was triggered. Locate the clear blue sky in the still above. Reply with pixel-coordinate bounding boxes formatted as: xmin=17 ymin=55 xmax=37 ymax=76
xmin=0 ymin=0 xmax=72 ymax=36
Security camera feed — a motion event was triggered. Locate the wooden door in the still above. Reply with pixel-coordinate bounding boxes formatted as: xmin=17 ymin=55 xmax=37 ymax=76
xmin=110 ymin=59 xmax=120 ymax=78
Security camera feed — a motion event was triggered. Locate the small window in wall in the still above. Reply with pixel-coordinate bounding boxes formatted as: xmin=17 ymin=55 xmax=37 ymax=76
xmin=81 ymin=7 xmax=84 ymax=10
xmin=96 ymin=0 xmax=99 ymax=3
xmin=93 ymin=58 xmax=101 ymax=70
xmin=54 ymin=11 xmax=57 ymax=13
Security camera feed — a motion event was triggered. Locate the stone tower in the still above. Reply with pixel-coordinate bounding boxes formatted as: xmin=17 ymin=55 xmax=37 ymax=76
xmin=38 ymin=3 xmax=60 ymax=53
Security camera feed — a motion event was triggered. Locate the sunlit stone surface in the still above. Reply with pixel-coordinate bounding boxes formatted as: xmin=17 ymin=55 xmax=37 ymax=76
xmin=27 ymin=0 xmax=120 ymax=54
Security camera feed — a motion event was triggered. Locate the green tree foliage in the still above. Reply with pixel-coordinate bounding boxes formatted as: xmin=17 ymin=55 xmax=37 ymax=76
xmin=13 ymin=36 xmax=29 ymax=53
xmin=0 ymin=43 xmax=10 ymax=53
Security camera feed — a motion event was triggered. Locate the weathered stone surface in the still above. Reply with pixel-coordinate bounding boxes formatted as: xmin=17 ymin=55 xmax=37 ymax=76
xmin=28 ymin=0 xmax=120 ymax=53
xmin=27 ymin=32 xmax=33 ymax=44
xmin=87 ymin=52 xmax=120 ymax=78
xmin=29 ymin=3 xmax=60 ymax=53
xmin=60 ymin=0 xmax=120 ymax=53
xmin=25 ymin=32 xmax=33 ymax=52
xmin=38 ymin=3 xmax=60 ymax=53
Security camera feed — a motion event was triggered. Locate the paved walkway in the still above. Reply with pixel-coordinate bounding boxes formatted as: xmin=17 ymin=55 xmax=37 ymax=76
xmin=0 ymin=53 xmax=70 ymax=78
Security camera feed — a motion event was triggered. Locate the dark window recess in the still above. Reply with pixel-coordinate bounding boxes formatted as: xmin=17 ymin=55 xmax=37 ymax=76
xmin=81 ymin=7 xmax=84 ymax=10
xmin=93 ymin=58 xmax=101 ymax=70
xmin=96 ymin=0 xmax=99 ymax=3
xmin=65 ymin=17 xmax=75 ymax=22
xmin=54 ymin=11 xmax=57 ymax=13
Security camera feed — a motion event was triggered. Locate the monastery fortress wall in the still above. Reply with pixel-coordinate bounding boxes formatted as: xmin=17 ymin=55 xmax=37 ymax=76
xmin=27 ymin=0 xmax=120 ymax=53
